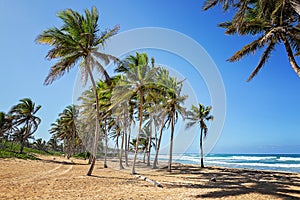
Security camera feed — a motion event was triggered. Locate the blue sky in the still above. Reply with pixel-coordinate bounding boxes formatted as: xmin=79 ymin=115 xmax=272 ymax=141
xmin=0 ymin=0 xmax=300 ymax=154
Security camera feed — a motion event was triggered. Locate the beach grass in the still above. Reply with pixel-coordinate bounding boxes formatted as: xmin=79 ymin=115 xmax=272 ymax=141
xmin=0 ymin=141 xmax=62 ymax=160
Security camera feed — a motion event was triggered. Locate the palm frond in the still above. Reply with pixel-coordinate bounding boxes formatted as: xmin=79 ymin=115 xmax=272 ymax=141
xmin=44 ymin=54 xmax=81 ymax=85
xmin=247 ymin=40 xmax=276 ymax=81
xmin=227 ymin=35 xmax=266 ymax=62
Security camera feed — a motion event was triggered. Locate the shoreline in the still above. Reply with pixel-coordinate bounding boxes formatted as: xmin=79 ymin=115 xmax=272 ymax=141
xmin=1 ymin=155 xmax=300 ymax=199
xmin=152 ymin=153 xmax=300 ymax=173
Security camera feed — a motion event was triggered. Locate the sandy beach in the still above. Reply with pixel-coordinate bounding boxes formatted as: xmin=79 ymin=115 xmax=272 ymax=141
xmin=0 ymin=155 xmax=299 ymax=200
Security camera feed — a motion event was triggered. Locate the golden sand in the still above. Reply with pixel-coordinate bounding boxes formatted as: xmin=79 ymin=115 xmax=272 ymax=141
xmin=0 ymin=155 xmax=299 ymax=199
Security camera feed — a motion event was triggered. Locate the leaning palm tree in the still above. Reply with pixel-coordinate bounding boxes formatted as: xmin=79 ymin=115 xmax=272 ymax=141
xmin=204 ymin=0 xmax=300 ymax=81
xmin=186 ymin=104 xmax=213 ymax=168
xmin=36 ymin=7 xmax=119 ymax=175
xmin=111 ymin=52 xmax=158 ymax=174
xmin=9 ymin=98 xmax=41 ymax=154
xmin=223 ymin=0 xmax=300 ymax=81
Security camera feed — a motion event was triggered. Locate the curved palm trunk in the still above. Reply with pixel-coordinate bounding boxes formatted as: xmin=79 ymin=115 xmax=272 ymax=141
xmin=282 ymin=35 xmax=300 ymax=77
xmin=200 ymin=127 xmax=204 ymax=168
xmin=152 ymin=125 xmax=164 ymax=169
xmin=86 ymin=65 xmax=102 ymax=176
xmin=131 ymin=90 xmax=143 ymax=174
xmin=167 ymin=113 xmax=175 ymax=172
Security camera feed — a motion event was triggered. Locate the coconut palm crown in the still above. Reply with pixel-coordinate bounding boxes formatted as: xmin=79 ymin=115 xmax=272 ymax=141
xmin=36 ymin=6 xmax=119 ymax=176
xmin=204 ymin=0 xmax=300 ymax=81
xmin=186 ymin=103 xmax=213 ymax=168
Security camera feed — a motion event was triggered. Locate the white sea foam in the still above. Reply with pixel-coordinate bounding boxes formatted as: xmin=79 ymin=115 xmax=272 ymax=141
xmin=277 ymin=157 xmax=300 ymax=161
xmin=231 ymin=156 xmax=277 ymax=161
xmin=162 ymin=155 xmax=278 ymax=162
xmin=154 ymin=154 xmax=300 ymax=172
xmin=206 ymin=161 xmax=300 ymax=168
xmin=202 ymin=156 xmax=276 ymax=161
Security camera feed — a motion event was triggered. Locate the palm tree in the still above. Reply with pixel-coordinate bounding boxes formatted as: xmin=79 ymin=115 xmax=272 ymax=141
xmin=60 ymin=105 xmax=78 ymax=158
xmin=163 ymin=78 xmax=187 ymax=172
xmin=50 ymin=105 xmax=79 ymax=158
xmin=204 ymin=0 xmax=300 ymax=81
xmin=78 ymin=76 xmax=120 ymax=167
xmin=0 ymin=112 xmax=13 ymax=142
xmin=0 ymin=112 xmax=6 ymax=139
xmin=98 ymin=76 xmax=121 ymax=168
xmin=9 ymin=98 xmax=41 ymax=154
xmin=141 ymin=123 xmax=156 ymax=165
xmin=111 ymin=52 xmax=158 ymax=174
xmin=153 ymin=67 xmax=187 ymax=172
xmin=186 ymin=104 xmax=213 ymax=168
xmin=47 ymin=135 xmax=60 ymax=151
xmin=33 ymin=138 xmax=47 ymax=151
xmin=36 ymin=7 xmax=119 ymax=175
xmin=111 ymin=100 xmax=133 ymax=169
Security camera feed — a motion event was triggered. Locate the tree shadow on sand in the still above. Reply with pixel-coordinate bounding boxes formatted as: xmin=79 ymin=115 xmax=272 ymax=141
xmin=40 ymin=159 xmax=89 ymax=165
xmin=162 ymin=164 xmax=300 ymax=199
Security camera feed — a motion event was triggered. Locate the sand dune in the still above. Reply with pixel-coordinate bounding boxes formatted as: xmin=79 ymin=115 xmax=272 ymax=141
xmin=0 ymin=155 xmax=299 ymax=199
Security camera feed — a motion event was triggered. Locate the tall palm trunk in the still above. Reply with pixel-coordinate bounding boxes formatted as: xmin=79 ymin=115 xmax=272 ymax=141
xmin=127 ymin=126 xmax=131 ymax=154
xmin=124 ymin=130 xmax=129 ymax=167
xmin=167 ymin=112 xmax=175 ymax=172
xmin=119 ymin=131 xmax=125 ymax=170
xmin=86 ymin=64 xmax=102 ymax=176
xmin=154 ymin=126 xmax=158 ymax=153
xmin=147 ymin=119 xmax=152 ymax=166
xmin=200 ymin=127 xmax=204 ymax=168
xmin=116 ymin=135 xmax=119 ymax=153
xmin=152 ymin=125 xmax=164 ymax=169
xmin=282 ymin=35 xmax=300 ymax=77
xmin=104 ymin=120 xmax=108 ymax=168
xmin=131 ymin=90 xmax=143 ymax=174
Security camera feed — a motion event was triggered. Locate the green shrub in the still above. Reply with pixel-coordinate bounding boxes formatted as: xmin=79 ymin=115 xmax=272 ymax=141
xmin=0 ymin=150 xmax=39 ymax=160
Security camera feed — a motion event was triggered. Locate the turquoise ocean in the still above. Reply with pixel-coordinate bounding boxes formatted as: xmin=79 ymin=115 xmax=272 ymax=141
xmin=158 ymin=153 xmax=300 ymax=173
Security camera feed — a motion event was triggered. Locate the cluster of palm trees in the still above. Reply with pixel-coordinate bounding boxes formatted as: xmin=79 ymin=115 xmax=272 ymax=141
xmin=0 ymin=98 xmax=41 ymax=153
xmin=49 ymin=105 xmax=86 ymax=159
xmin=37 ymin=7 xmax=214 ymax=175
xmin=204 ymin=0 xmax=300 ymax=81
xmin=71 ymin=52 xmax=214 ymax=175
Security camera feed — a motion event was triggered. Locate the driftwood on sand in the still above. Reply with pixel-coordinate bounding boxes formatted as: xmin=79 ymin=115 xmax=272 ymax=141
xmin=135 ymin=175 xmax=163 ymax=188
